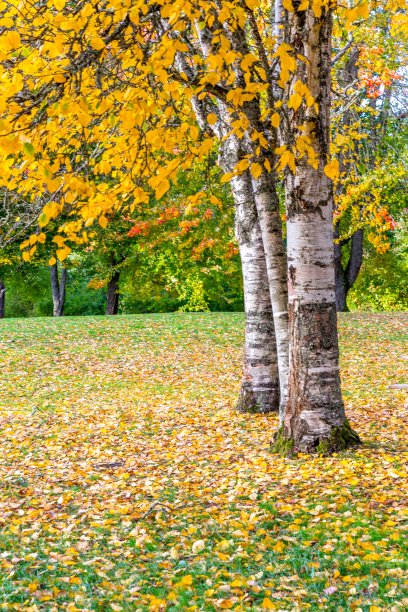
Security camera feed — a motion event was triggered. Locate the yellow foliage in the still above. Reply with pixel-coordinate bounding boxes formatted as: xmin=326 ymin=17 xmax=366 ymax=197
xmin=324 ymin=159 xmax=340 ymax=180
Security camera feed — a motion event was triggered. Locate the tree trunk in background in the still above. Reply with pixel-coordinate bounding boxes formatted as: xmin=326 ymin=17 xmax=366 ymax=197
xmin=106 ymin=270 xmax=120 ymax=315
xmin=191 ymin=26 xmax=281 ymax=412
xmin=334 ymin=228 xmax=364 ymax=311
xmin=273 ymin=5 xmax=359 ymax=454
xmin=334 ymin=47 xmax=364 ymax=311
xmin=251 ymin=164 xmax=289 ymax=419
xmin=233 ymin=171 xmax=280 ymax=413
xmin=50 ymin=263 xmax=67 ymax=317
xmin=0 ymin=279 xmax=5 ymax=318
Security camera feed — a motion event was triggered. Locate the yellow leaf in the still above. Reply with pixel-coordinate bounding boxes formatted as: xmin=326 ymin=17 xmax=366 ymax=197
xmin=6 ymin=31 xmax=21 ymax=50
xmin=28 ymin=582 xmax=38 ymax=592
xmin=38 ymin=212 xmax=49 ymax=228
xmin=90 ymin=37 xmax=105 ymax=51
xmin=53 ymin=0 xmax=66 ymax=9
xmin=236 ymin=158 xmax=250 ymax=173
xmin=274 ymin=540 xmax=285 ymax=553
xmin=335 ymin=134 xmax=348 ymax=146
xmin=207 ymin=113 xmax=218 ymax=125
xmin=49 ymin=257 xmax=57 ymax=266
xmin=278 ymin=150 xmax=296 ymax=174
xmin=37 ymin=232 xmax=46 ymax=244
xmin=282 ymin=0 xmax=294 ymax=10
xmin=357 ymin=3 xmax=369 ymax=19
xmin=250 ymin=162 xmax=262 ymax=179
xmin=324 ymin=159 xmax=340 ymax=180
xmin=99 ymin=215 xmax=108 ymax=229
xmin=169 ymin=547 xmax=179 ymax=560
xmin=230 ymin=579 xmax=244 ymax=587
xmin=180 ymin=574 xmax=193 ymax=586
xmin=262 ymin=598 xmax=276 ymax=610
xmin=364 ymin=552 xmax=381 ymax=561
xmin=288 ymin=92 xmax=302 ymax=111
xmin=155 ymin=178 xmax=170 ymax=200
xmin=219 ymin=600 xmax=234 ymax=609
xmin=22 ymin=251 xmax=30 ymax=262
xmin=53 ymin=235 xmax=65 ymax=248
xmin=57 ymin=246 xmax=71 ymax=262
xmin=220 ymin=172 xmax=234 ymax=184
xmin=191 ymin=540 xmax=205 ymax=554
xmin=271 ymin=113 xmax=280 ymax=128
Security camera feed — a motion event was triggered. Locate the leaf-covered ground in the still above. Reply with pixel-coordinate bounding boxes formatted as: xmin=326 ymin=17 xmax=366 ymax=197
xmin=0 ymin=313 xmax=407 ymax=611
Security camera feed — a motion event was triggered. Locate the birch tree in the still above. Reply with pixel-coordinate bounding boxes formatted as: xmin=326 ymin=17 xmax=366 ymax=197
xmin=1 ymin=0 xmax=403 ymax=451
xmin=272 ymin=1 xmax=361 ymax=453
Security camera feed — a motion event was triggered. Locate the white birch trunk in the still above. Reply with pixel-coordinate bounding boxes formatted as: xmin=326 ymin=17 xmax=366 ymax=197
xmin=181 ymin=21 xmax=282 ymax=412
xmin=232 ymin=172 xmax=280 ymax=413
xmin=273 ymin=5 xmax=360 ymax=453
xmin=250 ymin=166 xmax=289 ymax=419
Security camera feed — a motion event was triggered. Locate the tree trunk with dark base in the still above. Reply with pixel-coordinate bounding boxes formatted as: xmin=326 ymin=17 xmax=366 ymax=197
xmin=233 ymin=171 xmax=280 ymax=413
xmin=0 ymin=279 xmax=5 ymax=318
xmin=250 ymin=164 xmax=289 ymax=419
xmin=50 ymin=263 xmax=67 ymax=317
xmin=106 ymin=270 xmax=120 ymax=315
xmin=272 ymin=4 xmax=359 ymax=454
xmin=190 ymin=27 xmax=282 ymax=413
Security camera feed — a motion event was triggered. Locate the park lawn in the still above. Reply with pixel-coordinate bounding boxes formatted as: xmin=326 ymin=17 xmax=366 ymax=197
xmin=0 ymin=313 xmax=407 ymax=611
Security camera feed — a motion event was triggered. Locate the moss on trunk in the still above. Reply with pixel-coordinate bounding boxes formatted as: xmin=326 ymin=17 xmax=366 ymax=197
xmin=316 ymin=420 xmax=361 ymax=456
xmin=270 ymin=427 xmax=295 ymax=456
xmin=271 ymin=419 xmax=361 ymax=456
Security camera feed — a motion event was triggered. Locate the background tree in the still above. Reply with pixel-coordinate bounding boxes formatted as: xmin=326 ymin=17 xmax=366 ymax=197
xmin=331 ymin=10 xmax=408 ymax=310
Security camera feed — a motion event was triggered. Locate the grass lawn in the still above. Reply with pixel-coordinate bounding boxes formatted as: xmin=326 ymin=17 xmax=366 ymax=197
xmin=0 ymin=312 xmax=407 ymax=611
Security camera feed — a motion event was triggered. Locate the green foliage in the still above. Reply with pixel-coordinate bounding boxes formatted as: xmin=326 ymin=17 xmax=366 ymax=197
xmin=64 ymin=265 xmax=106 ymax=317
xmin=348 ymin=219 xmax=408 ymax=311
xmin=3 ymin=265 xmax=53 ymax=318
xmin=1 ymin=262 xmax=106 ymax=318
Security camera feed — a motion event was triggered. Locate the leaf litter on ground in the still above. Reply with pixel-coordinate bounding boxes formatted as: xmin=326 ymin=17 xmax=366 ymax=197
xmin=0 ymin=312 xmax=407 ymax=611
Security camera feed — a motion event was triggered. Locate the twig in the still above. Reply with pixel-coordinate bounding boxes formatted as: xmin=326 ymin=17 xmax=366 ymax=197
xmin=136 ymin=501 xmax=174 ymax=522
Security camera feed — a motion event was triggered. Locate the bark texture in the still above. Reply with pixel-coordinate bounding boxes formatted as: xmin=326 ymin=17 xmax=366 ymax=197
xmin=217 ymin=24 xmax=289 ymax=417
xmin=50 ymin=263 xmax=67 ymax=317
xmin=250 ymin=163 xmax=289 ymax=418
xmin=0 ymin=279 xmax=5 ymax=318
xmin=232 ymin=171 xmax=280 ymax=413
xmin=273 ymin=5 xmax=359 ymax=453
xmin=183 ymin=21 xmax=285 ymax=412
xmin=106 ymin=270 xmax=120 ymax=315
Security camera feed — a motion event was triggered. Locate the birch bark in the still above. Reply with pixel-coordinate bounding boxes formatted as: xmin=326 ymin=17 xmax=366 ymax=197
xmin=232 ymin=171 xmax=280 ymax=412
xmin=250 ymin=163 xmax=289 ymax=418
xmin=218 ymin=128 xmax=280 ymax=412
xmin=184 ymin=30 xmax=281 ymax=413
xmin=273 ymin=4 xmax=360 ymax=453
xmin=213 ymin=20 xmax=289 ymax=417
